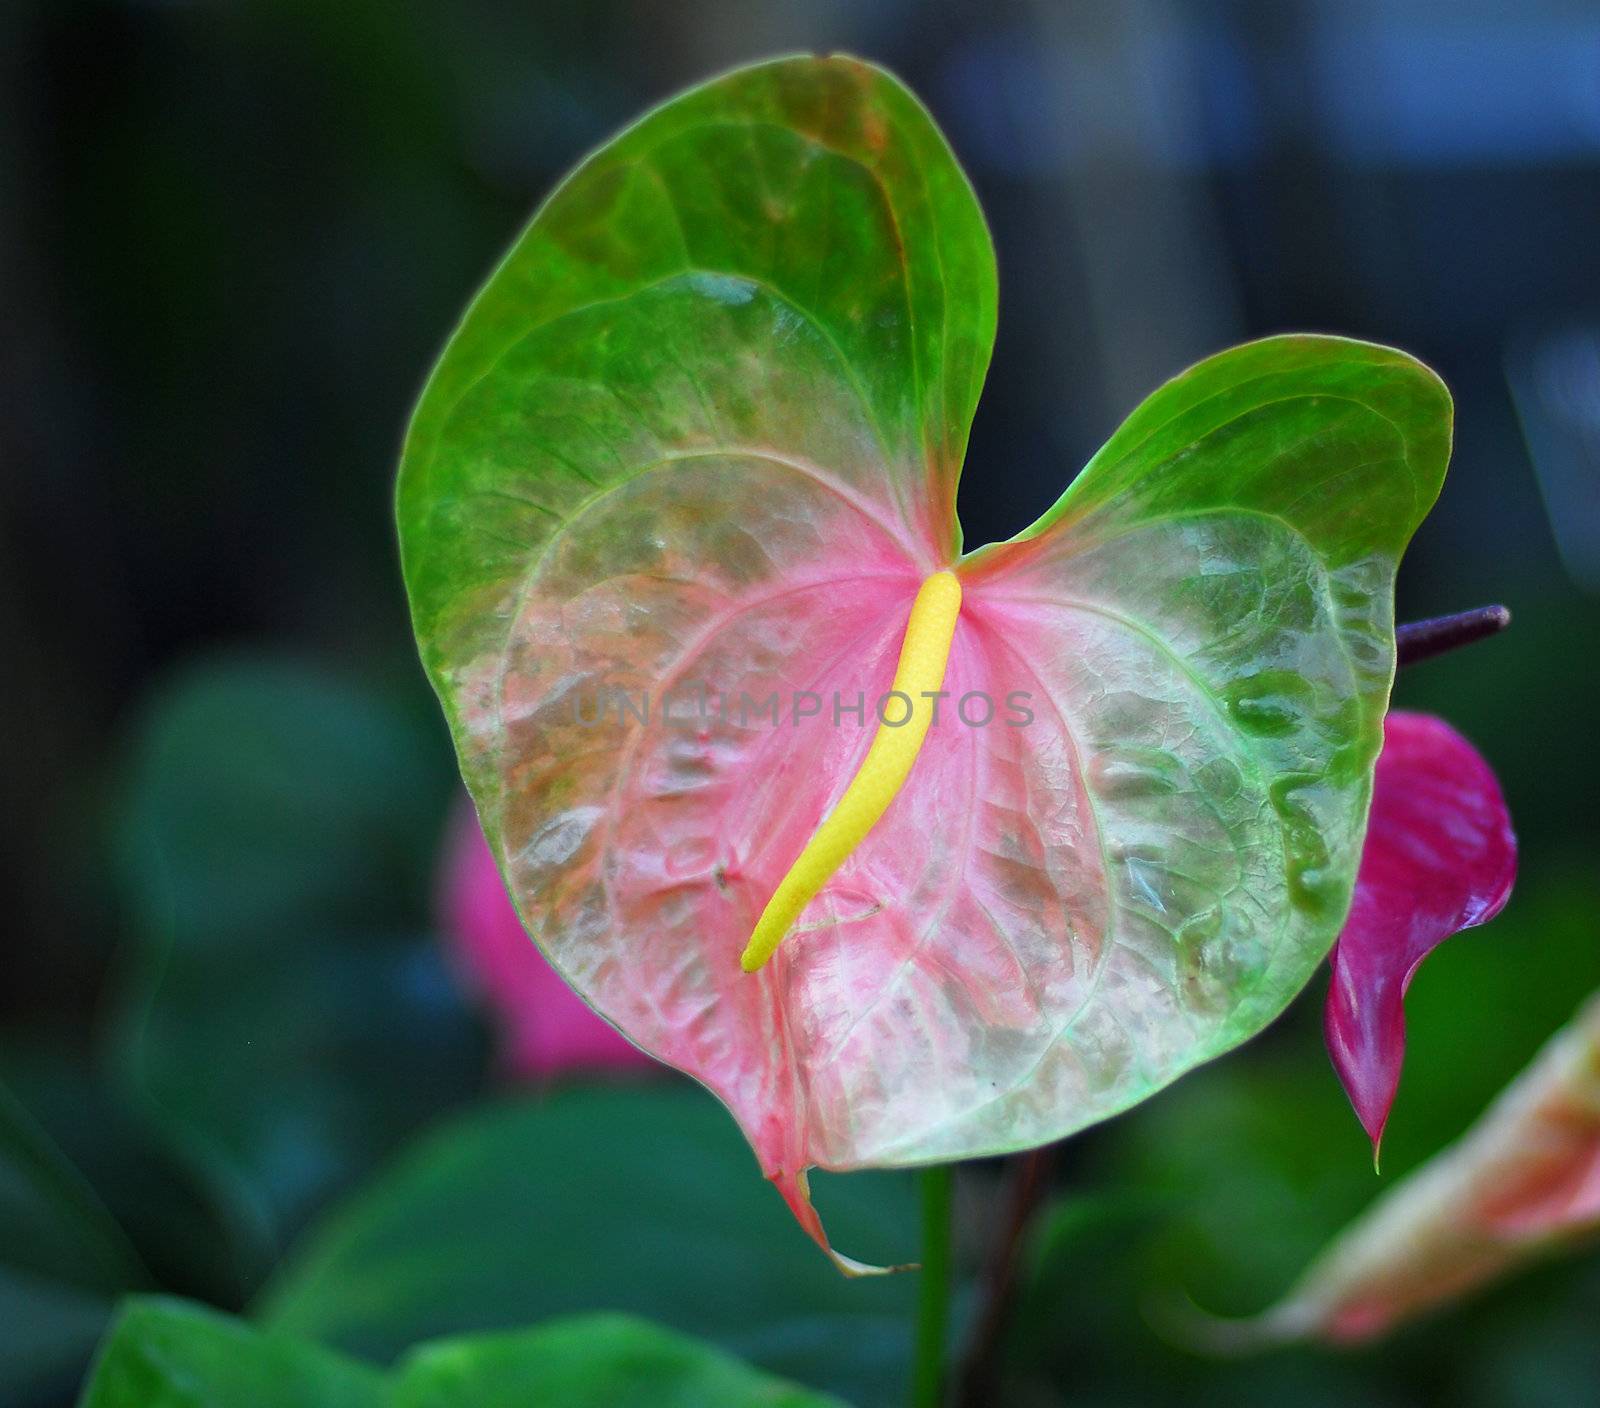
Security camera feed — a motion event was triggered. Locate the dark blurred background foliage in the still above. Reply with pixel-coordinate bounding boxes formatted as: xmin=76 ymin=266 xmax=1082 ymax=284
xmin=2 ymin=1 xmax=1597 ymax=1404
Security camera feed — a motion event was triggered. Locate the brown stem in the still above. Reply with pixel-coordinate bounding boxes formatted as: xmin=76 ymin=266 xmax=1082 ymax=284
xmin=954 ymin=1145 xmax=1058 ymax=1407
xmin=1396 ymin=604 xmax=1510 ymax=668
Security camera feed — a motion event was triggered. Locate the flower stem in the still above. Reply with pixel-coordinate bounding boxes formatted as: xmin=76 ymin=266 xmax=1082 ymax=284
xmin=1396 ymin=604 xmax=1509 ymax=667
xmin=910 ymin=1164 xmax=954 ymax=1408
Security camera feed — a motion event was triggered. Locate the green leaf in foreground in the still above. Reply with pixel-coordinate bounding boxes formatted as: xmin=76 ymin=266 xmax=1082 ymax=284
xmin=257 ymin=1084 xmax=918 ymax=1406
xmin=78 ymin=1298 xmax=843 ymax=1408
xmin=393 ymin=1315 xmax=845 ymax=1408
xmin=80 ymin=1298 xmax=383 ymax=1408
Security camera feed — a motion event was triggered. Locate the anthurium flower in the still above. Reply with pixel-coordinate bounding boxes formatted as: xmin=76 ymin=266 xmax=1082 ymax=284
xmin=1234 ymin=988 xmax=1600 ymax=1345
xmin=1324 ymin=711 xmax=1516 ymax=1155
xmin=398 ymin=56 xmax=1457 ymax=1267
xmin=439 ymin=798 xmax=657 ymax=1080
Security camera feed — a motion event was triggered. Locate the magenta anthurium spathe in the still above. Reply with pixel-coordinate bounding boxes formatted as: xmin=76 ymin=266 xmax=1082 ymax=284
xmin=439 ymin=799 xmax=656 ymax=1080
xmin=398 ymin=56 xmax=1464 ymax=1266
xmin=1324 ymin=712 xmax=1517 ymax=1155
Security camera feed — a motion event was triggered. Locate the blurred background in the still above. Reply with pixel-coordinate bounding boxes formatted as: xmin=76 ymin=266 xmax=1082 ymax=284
xmin=3 ymin=1 xmax=1598 ymax=1404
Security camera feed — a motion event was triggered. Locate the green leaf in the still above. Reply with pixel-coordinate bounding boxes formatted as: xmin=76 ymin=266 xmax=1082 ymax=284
xmin=392 ymin=1314 xmax=847 ymax=1408
xmin=257 ymin=1084 xmax=918 ymax=1406
xmin=78 ymin=1299 xmax=843 ymax=1408
xmin=79 ymin=1298 xmax=384 ymax=1408
xmin=111 ymin=654 xmax=485 ymax=1256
